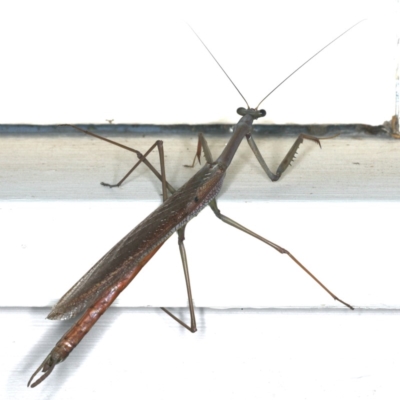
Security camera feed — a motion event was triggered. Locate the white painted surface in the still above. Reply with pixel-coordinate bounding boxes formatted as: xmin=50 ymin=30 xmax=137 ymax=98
xmin=3 ymin=308 xmax=400 ymax=399
xmin=1 ymin=132 xmax=400 ymax=309
xmin=0 ymin=0 xmax=395 ymax=125
xmin=1 ymin=131 xmax=400 ymax=398
xmin=1 ymin=1 xmax=399 ymax=398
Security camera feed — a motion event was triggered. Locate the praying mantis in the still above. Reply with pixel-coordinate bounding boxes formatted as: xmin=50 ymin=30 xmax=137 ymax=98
xmin=28 ymin=21 xmax=364 ymax=387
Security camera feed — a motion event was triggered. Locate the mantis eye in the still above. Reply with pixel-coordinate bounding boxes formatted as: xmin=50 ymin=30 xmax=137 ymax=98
xmin=236 ymin=107 xmax=247 ymax=116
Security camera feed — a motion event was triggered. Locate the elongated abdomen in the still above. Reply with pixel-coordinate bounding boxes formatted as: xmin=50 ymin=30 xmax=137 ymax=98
xmin=48 ymin=161 xmax=226 ymax=320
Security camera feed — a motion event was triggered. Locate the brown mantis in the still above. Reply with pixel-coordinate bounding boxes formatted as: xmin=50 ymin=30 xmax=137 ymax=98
xmin=28 ymin=22 xmax=363 ymax=387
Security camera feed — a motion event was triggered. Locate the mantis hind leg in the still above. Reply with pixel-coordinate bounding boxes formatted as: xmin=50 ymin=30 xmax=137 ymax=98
xmin=161 ymin=225 xmax=197 ymax=333
xmin=208 ymin=198 xmax=353 ymax=310
xmin=160 ymin=131 xmax=217 ymax=332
